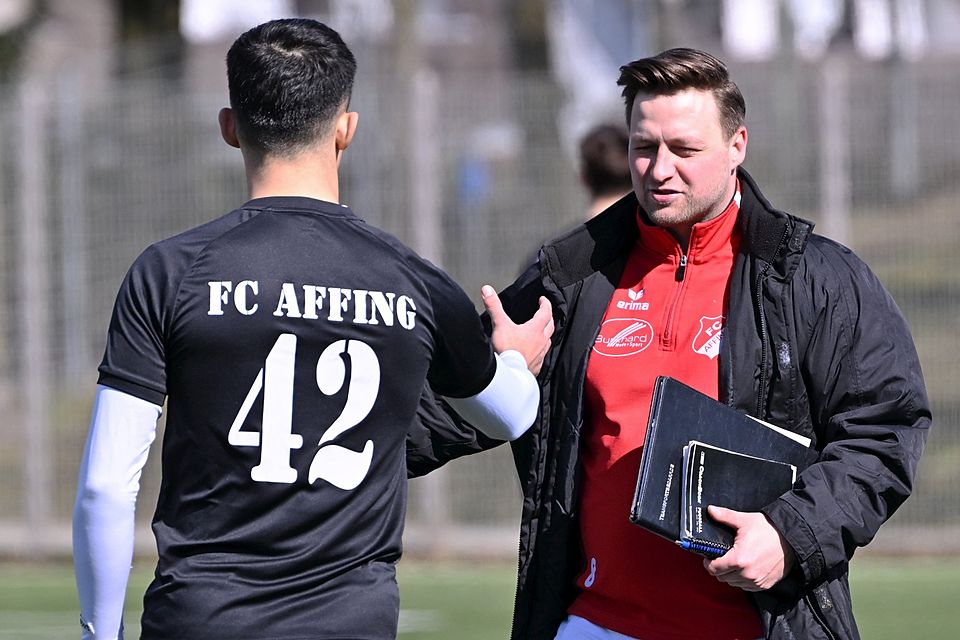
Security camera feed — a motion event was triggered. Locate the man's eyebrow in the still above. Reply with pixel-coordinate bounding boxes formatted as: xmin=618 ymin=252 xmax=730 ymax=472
xmin=672 ymin=139 xmax=705 ymax=147
xmin=631 ymin=134 xmax=705 ymax=146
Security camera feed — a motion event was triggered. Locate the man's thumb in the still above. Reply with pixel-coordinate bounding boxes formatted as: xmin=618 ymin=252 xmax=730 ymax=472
xmin=532 ymin=296 xmax=554 ymax=330
xmin=707 ymin=505 xmax=738 ymax=526
xmin=481 ymin=285 xmax=508 ymax=325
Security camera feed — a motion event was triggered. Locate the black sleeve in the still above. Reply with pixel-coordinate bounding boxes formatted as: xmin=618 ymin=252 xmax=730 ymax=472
xmin=407 ymin=260 xmax=550 ymax=476
xmin=406 ymin=385 xmax=504 ymax=478
xmin=763 ymin=240 xmax=931 ymax=585
xmin=420 ymin=264 xmax=498 ymax=398
xmin=97 ymin=246 xmax=172 ymax=407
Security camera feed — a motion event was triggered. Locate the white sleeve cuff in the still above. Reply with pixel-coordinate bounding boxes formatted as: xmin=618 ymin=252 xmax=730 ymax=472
xmin=443 ymin=350 xmax=540 ymax=441
xmin=73 ymin=385 xmax=161 ymax=640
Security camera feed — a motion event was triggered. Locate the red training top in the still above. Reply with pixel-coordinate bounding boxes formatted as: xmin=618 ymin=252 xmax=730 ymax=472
xmin=568 ymin=190 xmax=763 ymax=640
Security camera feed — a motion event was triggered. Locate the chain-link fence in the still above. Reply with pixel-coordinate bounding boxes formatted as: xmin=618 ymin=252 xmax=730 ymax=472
xmin=1 ymin=48 xmax=958 ymax=559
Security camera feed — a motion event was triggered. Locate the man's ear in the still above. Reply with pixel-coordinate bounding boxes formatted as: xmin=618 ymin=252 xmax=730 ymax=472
xmin=335 ymin=111 xmax=359 ymax=159
xmin=729 ymin=125 xmax=747 ymax=168
xmin=219 ymin=107 xmax=240 ymax=149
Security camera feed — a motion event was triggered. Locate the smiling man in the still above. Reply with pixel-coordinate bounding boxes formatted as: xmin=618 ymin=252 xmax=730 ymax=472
xmin=408 ymin=47 xmax=930 ymax=640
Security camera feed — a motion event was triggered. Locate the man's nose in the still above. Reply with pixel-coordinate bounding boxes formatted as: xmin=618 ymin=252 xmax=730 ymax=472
xmin=649 ymin=146 xmax=675 ymax=181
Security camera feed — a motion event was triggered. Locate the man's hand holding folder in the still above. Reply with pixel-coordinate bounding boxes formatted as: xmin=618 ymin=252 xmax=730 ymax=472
xmin=702 ymin=506 xmax=797 ymax=592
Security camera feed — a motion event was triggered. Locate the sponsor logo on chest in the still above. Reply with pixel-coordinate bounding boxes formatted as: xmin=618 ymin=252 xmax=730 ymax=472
xmin=593 ymin=317 xmax=654 ymax=357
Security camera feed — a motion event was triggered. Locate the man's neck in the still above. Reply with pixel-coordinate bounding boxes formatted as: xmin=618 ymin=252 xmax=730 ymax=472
xmin=587 ymin=192 xmax=630 ymax=220
xmin=245 ymin=152 xmax=340 ymax=203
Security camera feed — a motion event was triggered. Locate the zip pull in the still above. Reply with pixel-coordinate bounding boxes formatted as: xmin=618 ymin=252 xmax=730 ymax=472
xmin=676 ymin=254 xmax=688 ymax=281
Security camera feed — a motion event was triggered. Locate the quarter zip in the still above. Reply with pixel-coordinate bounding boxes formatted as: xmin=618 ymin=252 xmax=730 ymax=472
xmin=659 ymin=250 xmax=688 ymax=351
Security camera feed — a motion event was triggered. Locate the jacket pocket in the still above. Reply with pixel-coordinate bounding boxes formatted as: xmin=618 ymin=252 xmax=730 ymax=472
xmin=765 ymin=579 xmax=858 ymax=640
xmin=811 ymin=576 xmax=859 ymax=640
xmin=549 ymin=413 xmax=582 ymax=519
xmin=803 ymin=589 xmax=839 ymax=640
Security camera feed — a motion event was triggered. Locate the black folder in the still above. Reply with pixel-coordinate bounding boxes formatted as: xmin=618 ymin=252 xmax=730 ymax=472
xmin=679 ymin=440 xmax=800 ymax=556
xmin=628 ymin=376 xmax=818 ymax=556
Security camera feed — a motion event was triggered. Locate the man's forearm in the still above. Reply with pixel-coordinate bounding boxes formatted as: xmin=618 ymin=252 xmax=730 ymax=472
xmin=443 ymin=350 xmax=540 ymax=441
xmin=73 ymin=386 xmax=160 ymax=639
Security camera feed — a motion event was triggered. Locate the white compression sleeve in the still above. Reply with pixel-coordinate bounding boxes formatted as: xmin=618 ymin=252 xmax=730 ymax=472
xmin=73 ymin=385 xmax=161 ymax=640
xmin=443 ymin=350 xmax=540 ymax=441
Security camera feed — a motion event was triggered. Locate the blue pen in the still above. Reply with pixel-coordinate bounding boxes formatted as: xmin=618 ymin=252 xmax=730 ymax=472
xmin=678 ymin=539 xmax=727 ymax=557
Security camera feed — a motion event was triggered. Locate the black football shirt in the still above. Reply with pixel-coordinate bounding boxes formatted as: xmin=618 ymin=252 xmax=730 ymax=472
xmin=98 ymin=197 xmax=497 ymax=639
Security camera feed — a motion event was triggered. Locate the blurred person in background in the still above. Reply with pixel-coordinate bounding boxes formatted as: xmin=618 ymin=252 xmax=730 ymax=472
xmin=578 ymin=122 xmax=633 ymax=220
xmin=516 ymin=122 xmax=632 ymax=273
xmin=72 ymin=18 xmax=553 ymax=640
xmin=409 ymin=47 xmax=930 ymax=640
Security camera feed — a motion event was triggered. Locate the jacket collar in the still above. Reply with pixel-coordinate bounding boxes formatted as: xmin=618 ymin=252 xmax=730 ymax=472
xmin=539 ymin=192 xmax=639 ymax=289
xmin=735 ymin=169 xmax=814 ymax=281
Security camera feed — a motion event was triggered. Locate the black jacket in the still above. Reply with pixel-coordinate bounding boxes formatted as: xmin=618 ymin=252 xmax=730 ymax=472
xmin=407 ymin=169 xmax=931 ymax=640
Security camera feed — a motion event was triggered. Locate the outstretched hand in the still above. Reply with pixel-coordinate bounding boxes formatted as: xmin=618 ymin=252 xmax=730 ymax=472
xmin=703 ymin=506 xmax=796 ymax=592
xmin=482 ymin=285 xmax=554 ymax=376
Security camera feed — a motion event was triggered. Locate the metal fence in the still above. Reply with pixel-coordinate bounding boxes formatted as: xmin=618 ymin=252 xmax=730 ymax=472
xmin=1 ymin=49 xmax=958 ymax=559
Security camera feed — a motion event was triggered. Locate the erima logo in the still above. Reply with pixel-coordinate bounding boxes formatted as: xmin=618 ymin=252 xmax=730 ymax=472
xmin=616 ymin=287 xmax=649 ymax=311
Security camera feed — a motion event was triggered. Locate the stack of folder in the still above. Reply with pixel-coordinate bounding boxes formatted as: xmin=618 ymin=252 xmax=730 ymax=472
xmin=629 ymin=377 xmax=818 ymax=557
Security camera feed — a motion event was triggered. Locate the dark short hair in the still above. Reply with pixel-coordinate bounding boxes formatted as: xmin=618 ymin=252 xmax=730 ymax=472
xmin=616 ymin=48 xmax=745 ymax=139
xmin=579 ymin=123 xmax=631 ymax=198
xmin=226 ymin=18 xmax=356 ymax=156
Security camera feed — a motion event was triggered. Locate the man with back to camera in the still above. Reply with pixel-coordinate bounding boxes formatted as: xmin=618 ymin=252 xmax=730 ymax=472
xmin=72 ymin=18 xmax=554 ymax=640
xmin=407 ymin=47 xmax=930 ymax=639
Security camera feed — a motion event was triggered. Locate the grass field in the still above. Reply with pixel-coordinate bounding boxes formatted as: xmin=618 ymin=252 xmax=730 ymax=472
xmin=1 ymin=556 xmax=957 ymax=639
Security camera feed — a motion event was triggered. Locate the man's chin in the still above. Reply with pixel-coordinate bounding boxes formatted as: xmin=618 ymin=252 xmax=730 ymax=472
xmin=642 ymin=205 xmax=681 ymax=227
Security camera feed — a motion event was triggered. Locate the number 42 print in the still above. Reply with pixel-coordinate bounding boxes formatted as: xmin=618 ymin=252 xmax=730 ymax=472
xmin=227 ymin=333 xmax=379 ymax=490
